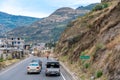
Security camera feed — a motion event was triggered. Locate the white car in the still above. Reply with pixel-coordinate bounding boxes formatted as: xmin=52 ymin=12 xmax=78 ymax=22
xmin=27 ymin=62 xmax=41 ymax=74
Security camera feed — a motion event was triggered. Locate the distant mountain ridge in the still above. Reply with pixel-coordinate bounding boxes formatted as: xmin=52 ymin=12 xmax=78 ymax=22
xmin=34 ymin=7 xmax=89 ymax=26
xmin=77 ymin=3 xmax=99 ymax=10
xmin=0 ymin=11 xmax=40 ymax=36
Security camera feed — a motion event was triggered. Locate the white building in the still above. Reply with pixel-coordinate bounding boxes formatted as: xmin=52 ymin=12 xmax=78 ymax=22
xmin=0 ymin=38 xmax=7 ymax=48
xmin=0 ymin=38 xmax=25 ymax=49
xmin=8 ymin=38 xmax=25 ymax=49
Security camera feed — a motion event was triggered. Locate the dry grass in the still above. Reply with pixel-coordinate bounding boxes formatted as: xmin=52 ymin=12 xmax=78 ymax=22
xmin=106 ymin=35 xmax=120 ymax=49
xmin=0 ymin=59 xmax=20 ymax=69
xmin=4 ymin=59 xmax=20 ymax=66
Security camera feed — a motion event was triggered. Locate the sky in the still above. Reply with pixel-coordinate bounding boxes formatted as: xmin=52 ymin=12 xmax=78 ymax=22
xmin=0 ymin=0 xmax=101 ymax=18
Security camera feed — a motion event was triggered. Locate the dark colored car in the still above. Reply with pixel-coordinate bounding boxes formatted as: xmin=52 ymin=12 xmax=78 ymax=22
xmin=45 ymin=61 xmax=60 ymax=76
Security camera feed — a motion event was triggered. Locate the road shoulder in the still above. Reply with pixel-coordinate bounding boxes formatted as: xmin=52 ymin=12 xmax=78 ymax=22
xmin=60 ymin=61 xmax=79 ymax=80
xmin=0 ymin=55 xmax=29 ymax=73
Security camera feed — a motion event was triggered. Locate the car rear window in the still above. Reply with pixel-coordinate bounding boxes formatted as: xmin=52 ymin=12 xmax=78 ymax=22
xmin=31 ymin=60 xmax=41 ymax=63
xmin=47 ymin=62 xmax=60 ymax=68
xmin=30 ymin=64 xmax=39 ymax=66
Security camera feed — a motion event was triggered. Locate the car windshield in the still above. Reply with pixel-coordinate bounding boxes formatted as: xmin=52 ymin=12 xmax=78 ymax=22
xmin=30 ymin=63 xmax=39 ymax=66
xmin=46 ymin=62 xmax=60 ymax=68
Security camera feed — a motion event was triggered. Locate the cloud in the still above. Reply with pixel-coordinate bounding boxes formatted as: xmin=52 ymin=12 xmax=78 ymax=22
xmin=47 ymin=0 xmax=101 ymax=7
xmin=0 ymin=4 xmax=48 ymax=18
xmin=0 ymin=0 xmax=101 ymax=18
xmin=0 ymin=0 xmax=49 ymax=18
xmin=18 ymin=11 xmax=48 ymax=18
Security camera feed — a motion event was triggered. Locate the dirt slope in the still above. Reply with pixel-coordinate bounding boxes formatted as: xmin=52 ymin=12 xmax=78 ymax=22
xmin=55 ymin=1 xmax=120 ymax=80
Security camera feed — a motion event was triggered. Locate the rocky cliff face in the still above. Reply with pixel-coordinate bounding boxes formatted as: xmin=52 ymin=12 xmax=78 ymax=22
xmin=55 ymin=1 xmax=120 ymax=80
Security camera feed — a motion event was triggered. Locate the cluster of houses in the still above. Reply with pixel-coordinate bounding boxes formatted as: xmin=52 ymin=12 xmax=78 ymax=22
xmin=31 ymin=43 xmax=53 ymax=57
xmin=0 ymin=37 xmax=26 ymax=60
xmin=0 ymin=37 xmax=55 ymax=60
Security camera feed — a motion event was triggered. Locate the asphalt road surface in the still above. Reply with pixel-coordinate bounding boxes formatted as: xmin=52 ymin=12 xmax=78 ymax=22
xmin=0 ymin=56 xmax=73 ymax=80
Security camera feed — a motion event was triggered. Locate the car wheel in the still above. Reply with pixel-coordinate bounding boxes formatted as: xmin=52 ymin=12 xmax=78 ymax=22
xmin=58 ymin=73 xmax=60 ymax=76
xmin=46 ymin=74 xmax=48 ymax=76
xmin=27 ymin=72 xmax=29 ymax=74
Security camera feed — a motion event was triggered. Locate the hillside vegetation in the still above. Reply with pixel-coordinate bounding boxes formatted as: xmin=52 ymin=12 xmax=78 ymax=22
xmin=0 ymin=12 xmax=39 ymax=36
xmin=77 ymin=3 xmax=99 ymax=10
xmin=55 ymin=0 xmax=120 ymax=80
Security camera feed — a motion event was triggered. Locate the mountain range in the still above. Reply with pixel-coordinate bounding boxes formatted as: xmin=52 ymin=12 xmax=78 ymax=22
xmin=8 ymin=7 xmax=89 ymax=43
xmin=8 ymin=3 xmax=98 ymax=43
xmin=77 ymin=3 xmax=98 ymax=10
xmin=0 ymin=12 xmax=40 ymax=36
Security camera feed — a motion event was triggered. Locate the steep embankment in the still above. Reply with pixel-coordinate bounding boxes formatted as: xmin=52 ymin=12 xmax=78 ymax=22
xmin=55 ymin=1 xmax=120 ymax=80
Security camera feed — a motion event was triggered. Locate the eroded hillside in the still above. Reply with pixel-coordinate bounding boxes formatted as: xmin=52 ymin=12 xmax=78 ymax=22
xmin=55 ymin=1 xmax=120 ymax=80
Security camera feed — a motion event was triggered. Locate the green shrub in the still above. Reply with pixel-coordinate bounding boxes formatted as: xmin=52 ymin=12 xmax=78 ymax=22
xmin=93 ymin=3 xmax=109 ymax=11
xmin=60 ymin=55 xmax=68 ymax=62
xmin=93 ymin=5 xmax=103 ymax=11
xmin=0 ymin=58 xmax=4 ymax=62
xmin=96 ymin=43 xmax=105 ymax=50
xmin=67 ymin=22 xmax=74 ymax=27
xmin=7 ymin=56 xmax=13 ymax=60
xmin=81 ymin=60 xmax=85 ymax=64
xmin=84 ymin=63 xmax=90 ymax=69
xmin=96 ymin=70 xmax=103 ymax=78
xmin=81 ymin=51 xmax=86 ymax=55
xmin=103 ymin=3 xmax=109 ymax=8
xmin=87 ymin=24 xmax=92 ymax=28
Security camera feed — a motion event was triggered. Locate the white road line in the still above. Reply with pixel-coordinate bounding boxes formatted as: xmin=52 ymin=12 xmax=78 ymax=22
xmin=61 ymin=72 xmax=66 ymax=80
xmin=0 ymin=57 xmax=31 ymax=76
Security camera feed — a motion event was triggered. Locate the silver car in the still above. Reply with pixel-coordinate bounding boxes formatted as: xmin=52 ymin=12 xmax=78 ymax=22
xmin=45 ymin=61 xmax=60 ymax=76
xmin=27 ymin=62 xmax=41 ymax=74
